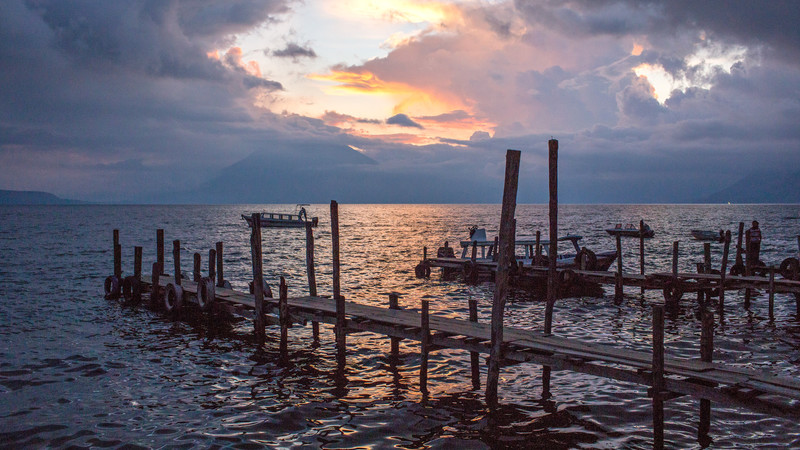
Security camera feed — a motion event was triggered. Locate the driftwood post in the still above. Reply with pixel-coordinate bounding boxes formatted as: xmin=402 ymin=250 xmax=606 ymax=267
xmin=249 ymin=214 xmax=265 ymax=346
xmin=652 ymin=305 xmax=665 ymax=450
xmin=331 ymin=201 xmax=346 ymax=367
xmin=468 ymin=298 xmax=480 ymax=389
xmin=305 ymin=222 xmax=319 ymax=341
xmin=615 ymin=234 xmax=623 ymax=303
xmin=216 ymin=241 xmax=224 ymax=288
xmin=172 ymin=240 xmax=182 ymax=286
xmin=545 ymin=140 xmax=558 ymax=334
xmin=486 ymin=149 xmax=521 ymax=407
xmin=639 ymin=220 xmax=646 ymax=294
xmin=208 ymin=248 xmax=216 ymax=282
xmin=193 ymin=252 xmax=201 ymax=282
xmin=420 ymin=300 xmax=430 ymax=394
xmin=156 ymin=229 xmax=164 ymax=274
xmin=719 ymin=231 xmax=731 ymax=315
xmin=389 ymin=293 xmax=401 ymax=358
xmin=699 ymin=309 xmax=714 ymax=442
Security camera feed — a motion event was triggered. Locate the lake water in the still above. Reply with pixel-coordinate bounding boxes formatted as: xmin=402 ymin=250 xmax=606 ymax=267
xmin=1 ymin=204 xmax=800 ymax=448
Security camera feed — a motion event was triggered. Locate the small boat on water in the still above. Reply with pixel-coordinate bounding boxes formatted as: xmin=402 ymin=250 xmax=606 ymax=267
xmin=691 ymin=229 xmax=724 ymax=242
xmin=606 ymin=222 xmax=654 ymax=238
xmin=242 ymin=205 xmax=318 ymax=228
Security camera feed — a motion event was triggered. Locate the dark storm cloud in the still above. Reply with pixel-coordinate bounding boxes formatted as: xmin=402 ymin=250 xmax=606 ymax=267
xmin=272 ymin=42 xmax=318 ymax=59
xmin=386 ymin=114 xmax=423 ymax=129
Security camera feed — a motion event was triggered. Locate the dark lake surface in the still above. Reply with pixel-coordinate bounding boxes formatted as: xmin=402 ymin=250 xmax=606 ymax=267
xmin=1 ymin=204 xmax=800 ymax=448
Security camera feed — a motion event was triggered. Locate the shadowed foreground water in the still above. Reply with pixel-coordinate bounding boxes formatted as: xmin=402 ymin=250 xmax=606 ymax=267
xmin=1 ymin=204 xmax=800 ymax=448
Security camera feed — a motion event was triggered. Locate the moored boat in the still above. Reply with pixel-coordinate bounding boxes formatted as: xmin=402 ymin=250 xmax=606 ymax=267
xmin=691 ymin=229 xmax=724 ymax=242
xmin=242 ymin=205 xmax=318 ymax=228
xmin=606 ymin=222 xmax=654 ymax=238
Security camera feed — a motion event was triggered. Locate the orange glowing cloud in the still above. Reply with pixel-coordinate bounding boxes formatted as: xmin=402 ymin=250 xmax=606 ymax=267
xmin=208 ymin=47 xmax=263 ymax=78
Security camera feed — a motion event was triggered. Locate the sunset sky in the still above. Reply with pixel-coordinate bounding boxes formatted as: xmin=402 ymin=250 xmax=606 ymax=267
xmin=2 ymin=0 xmax=799 ymax=203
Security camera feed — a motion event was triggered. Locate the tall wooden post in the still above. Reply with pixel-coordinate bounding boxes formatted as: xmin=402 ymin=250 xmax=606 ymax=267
xmin=156 ymin=229 xmax=164 ymax=274
xmin=389 ymin=293 xmax=401 ymax=358
xmin=305 ymin=222 xmax=319 ymax=342
xmin=535 ymin=230 xmax=541 ymax=262
xmin=615 ymin=234 xmax=623 ymax=303
xmin=279 ymin=276 xmax=289 ymax=359
xmin=208 ymin=248 xmax=216 ymax=282
xmin=150 ymin=262 xmax=161 ymax=305
xmin=639 ymin=220 xmax=646 ymax=295
xmin=134 ymin=246 xmax=142 ymax=279
xmin=768 ymin=268 xmax=775 ymax=321
xmin=745 ymin=229 xmax=752 ymax=308
xmin=331 ymin=201 xmax=346 ymax=367
xmin=193 ymin=252 xmax=201 ymax=282
xmin=486 ymin=149 xmax=521 ymax=408
xmin=699 ymin=309 xmax=714 ymax=442
xmin=672 ymin=241 xmax=679 ymax=277
xmin=215 ymin=241 xmax=224 ymax=288
xmin=545 ymin=140 xmax=558 ymax=334
xmin=468 ymin=299 xmax=480 ymax=390
xmin=420 ymin=300 xmax=430 ymax=395
xmin=172 ymin=240 xmax=181 ymax=286
xmin=249 ymin=214 xmax=265 ymax=346
xmin=652 ymin=305 xmax=665 ymax=450
xmin=113 ymin=229 xmax=121 ymax=279
xmin=734 ymin=222 xmax=744 ymax=267
xmin=719 ymin=231 xmax=731 ymax=315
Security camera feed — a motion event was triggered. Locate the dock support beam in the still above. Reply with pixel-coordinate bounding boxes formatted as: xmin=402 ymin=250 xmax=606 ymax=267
xmin=615 ymin=234 xmax=623 ymax=303
xmin=305 ymin=222 xmax=319 ymax=342
xmin=208 ymin=248 xmax=216 ymax=282
xmin=699 ymin=309 xmax=714 ymax=445
xmin=331 ymin=200 xmax=346 ymax=368
xmin=172 ymin=240 xmax=182 ymax=286
xmin=640 ymin=220 xmax=646 ymax=295
xmin=249 ymin=213 xmax=266 ymax=347
xmin=545 ymin=139 xmax=558 ymax=334
xmin=389 ymin=293 xmax=401 ymax=358
xmin=487 ymin=149 xmax=521 ymax=408
xmin=134 ymin=246 xmax=142 ymax=279
xmin=652 ymin=305 xmax=665 ymax=450
xmin=719 ymin=231 xmax=731 ymax=315
xmin=216 ymin=241 xmax=224 ymax=288
xmin=420 ymin=300 xmax=430 ymax=395
xmin=113 ymin=229 xmax=121 ymax=280
xmin=279 ymin=276 xmax=289 ymax=361
xmin=469 ymin=299 xmax=480 ymax=390
xmin=156 ymin=229 xmax=164 ymax=274
xmin=193 ymin=252 xmax=201 ymax=282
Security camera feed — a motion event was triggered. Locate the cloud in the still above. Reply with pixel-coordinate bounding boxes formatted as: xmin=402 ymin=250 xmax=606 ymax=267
xmin=272 ymin=42 xmax=318 ymax=60
xmin=387 ymin=114 xmax=423 ymax=128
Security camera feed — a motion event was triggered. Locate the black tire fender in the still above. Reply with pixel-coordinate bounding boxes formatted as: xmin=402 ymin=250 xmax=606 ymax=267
xmin=164 ymin=283 xmax=184 ymax=313
xmin=197 ymin=277 xmax=216 ymax=311
xmin=779 ymin=257 xmax=799 ymax=279
xmin=104 ymin=275 xmax=121 ymax=300
xmin=663 ymin=280 xmax=684 ymax=304
xmin=576 ymin=249 xmax=597 ymax=271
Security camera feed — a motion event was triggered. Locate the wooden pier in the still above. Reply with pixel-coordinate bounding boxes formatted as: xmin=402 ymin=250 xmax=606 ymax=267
xmin=102 ymin=148 xmax=800 ymax=447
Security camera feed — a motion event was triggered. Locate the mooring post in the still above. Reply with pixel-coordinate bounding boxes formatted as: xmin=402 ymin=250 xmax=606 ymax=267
xmin=735 ymin=222 xmax=744 ymax=267
xmin=702 ymin=242 xmax=712 ymax=303
xmin=545 ymin=140 xmax=558 ymax=335
xmin=249 ymin=214 xmax=265 ymax=346
xmin=331 ymin=200 xmax=346 ymax=367
xmin=535 ymin=230 xmax=541 ymax=262
xmin=305 ymin=222 xmax=319 ymax=342
xmin=156 ymin=229 xmax=165 ymax=274
xmin=471 ymin=240 xmax=478 ymax=262
xmin=639 ymin=220 xmax=646 ymax=295
xmin=768 ymin=268 xmax=775 ymax=321
xmin=279 ymin=276 xmax=289 ymax=358
xmin=208 ymin=248 xmax=216 ymax=282
xmin=652 ymin=304 xmax=665 ymax=450
xmin=389 ymin=293 xmax=401 ymax=358
xmin=615 ymin=234 xmax=623 ymax=303
xmin=672 ymin=241 xmax=679 ymax=278
xmin=193 ymin=252 xmax=201 ymax=282
xmin=215 ymin=241 xmax=224 ymax=288
xmin=699 ymin=308 xmax=714 ymax=442
xmin=113 ymin=229 xmax=122 ymax=279
xmin=719 ymin=231 xmax=731 ymax=315
xmin=420 ymin=299 xmax=430 ymax=395
xmin=492 ymin=236 xmax=499 ymax=261
xmin=468 ymin=298 xmax=480 ymax=390
xmin=150 ymin=262 xmax=161 ymax=305
xmin=744 ymin=230 xmax=752 ymax=308
xmin=134 ymin=246 xmax=142 ymax=279
xmin=486 ymin=149 xmax=521 ymax=408
xmin=172 ymin=240 xmax=181 ymax=286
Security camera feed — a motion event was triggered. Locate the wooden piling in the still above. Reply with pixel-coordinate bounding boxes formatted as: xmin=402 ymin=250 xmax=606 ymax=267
xmin=305 ymin=222 xmax=319 ymax=341
xmin=652 ymin=305 xmax=665 ymax=450
xmin=279 ymin=276 xmax=288 ymax=357
xmin=249 ymin=214 xmax=265 ymax=346
xmin=193 ymin=252 xmax=201 ymax=282
xmin=545 ymin=140 xmax=558 ymax=335
xmin=745 ymin=229 xmax=752 ymax=308
xmin=640 ymin=220 xmax=646 ymax=295
xmin=719 ymin=231 xmax=731 ymax=314
xmin=468 ymin=299 xmax=480 ymax=389
xmin=208 ymin=249 xmax=216 ymax=282
xmin=134 ymin=246 xmax=142 ymax=279
xmin=769 ymin=268 xmax=775 ymax=321
xmin=486 ymin=149 xmax=521 ymax=407
xmin=331 ymin=200 xmax=346 ymax=366
xmin=113 ymin=229 xmax=121 ymax=279
xmin=699 ymin=309 xmax=714 ymax=440
xmin=615 ymin=234 xmax=623 ymax=303
xmin=215 ymin=241 xmax=224 ymax=288
xmin=389 ymin=293 xmax=401 ymax=358
xmin=735 ymin=222 xmax=745 ymax=267
xmin=672 ymin=241 xmax=679 ymax=278
xmin=172 ymin=240 xmax=181 ymax=285
xmin=420 ymin=299 xmax=430 ymax=395
xmin=535 ymin=230 xmax=541 ymax=262
xmin=150 ymin=262 xmax=161 ymax=305
xmin=156 ymin=229 xmax=164 ymax=273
